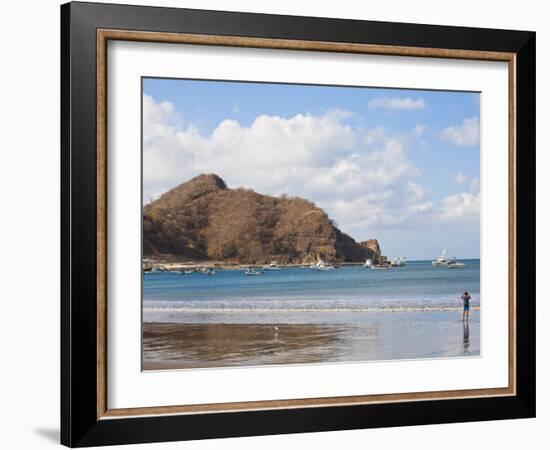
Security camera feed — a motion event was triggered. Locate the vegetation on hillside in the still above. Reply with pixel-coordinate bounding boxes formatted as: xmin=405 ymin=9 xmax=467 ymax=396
xmin=143 ymin=174 xmax=381 ymax=264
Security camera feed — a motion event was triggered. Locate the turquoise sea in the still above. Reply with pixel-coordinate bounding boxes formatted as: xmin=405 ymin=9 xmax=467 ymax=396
xmin=142 ymin=260 xmax=480 ymax=367
xmin=143 ymin=260 xmax=480 ymax=324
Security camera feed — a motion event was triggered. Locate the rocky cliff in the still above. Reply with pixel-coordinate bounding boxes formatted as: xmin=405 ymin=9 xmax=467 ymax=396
xmin=143 ymin=174 xmax=381 ymax=264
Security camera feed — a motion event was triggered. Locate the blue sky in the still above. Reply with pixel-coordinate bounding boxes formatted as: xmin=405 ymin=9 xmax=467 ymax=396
xmin=143 ymin=78 xmax=480 ymax=260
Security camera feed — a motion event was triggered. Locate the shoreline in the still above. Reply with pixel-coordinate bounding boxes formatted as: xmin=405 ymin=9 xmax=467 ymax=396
xmin=144 ymin=260 xmax=479 ymax=272
xmin=144 ymin=261 xmax=355 ymax=271
xmin=143 ymin=306 xmax=480 ymax=313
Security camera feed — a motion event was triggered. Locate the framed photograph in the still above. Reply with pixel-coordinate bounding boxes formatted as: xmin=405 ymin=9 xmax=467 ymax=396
xmin=61 ymin=1 xmax=535 ymax=447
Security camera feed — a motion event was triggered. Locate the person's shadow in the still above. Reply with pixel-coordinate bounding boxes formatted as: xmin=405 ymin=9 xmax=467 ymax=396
xmin=463 ymin=320 xmax=470 ymax=355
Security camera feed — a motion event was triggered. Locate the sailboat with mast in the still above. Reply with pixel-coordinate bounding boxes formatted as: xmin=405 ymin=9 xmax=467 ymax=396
xmin=432 ymin=249 xmax=449 ymax=266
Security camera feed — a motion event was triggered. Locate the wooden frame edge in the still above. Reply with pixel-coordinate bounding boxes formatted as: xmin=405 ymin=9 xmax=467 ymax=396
xmin=97 ymin=29 xmax=108 ymax=419
xmin=95 ymin=28 xmax=517 ymax=420
xmin=98 ymin=28 xmax=515 ymax=61
xmin=100 ymin=387 xmax=515 ymax=419
xmin=508 ymin=55 xmax=517 ymax=395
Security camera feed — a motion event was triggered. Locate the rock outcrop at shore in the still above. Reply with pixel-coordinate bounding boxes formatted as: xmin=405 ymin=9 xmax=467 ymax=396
xmin=360 ymin=239 xmax=381 ymax=256
xmin=143 ymin=174 xmax=381 ymax=264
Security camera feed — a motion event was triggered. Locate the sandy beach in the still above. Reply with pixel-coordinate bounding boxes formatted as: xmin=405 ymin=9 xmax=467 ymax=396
xmin=143 ymin=310 xmax=480 ymax=370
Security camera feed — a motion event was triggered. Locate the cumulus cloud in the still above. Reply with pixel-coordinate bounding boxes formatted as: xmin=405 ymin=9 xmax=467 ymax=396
xmin=438 ymin=192 xmax=480 ymax=222
xmin=368 ymin=97 xmax=425 ymax=111
xmin=144 ymin=97 xmax=359 ymax=198
xmin=143 ymin=94 xmax=438 ymax=237
xmin=441 ymin=116 xmax=480 ymax=146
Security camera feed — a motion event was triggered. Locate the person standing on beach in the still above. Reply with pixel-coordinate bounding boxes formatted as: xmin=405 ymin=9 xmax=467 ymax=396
xmin=461 ymin=291 xmax=471 ymax=321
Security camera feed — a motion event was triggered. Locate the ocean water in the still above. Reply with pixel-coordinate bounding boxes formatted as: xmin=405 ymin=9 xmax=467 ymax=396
xmin=143 ymin=260 xmax=480 ymax=366
xmin=143 ymin=260 xmax=480 ymax=324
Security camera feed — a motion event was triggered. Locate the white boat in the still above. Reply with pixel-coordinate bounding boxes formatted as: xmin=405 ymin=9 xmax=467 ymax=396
xmin=197 ymin=266 xmax=217 ymax=274
xmin=390 ymin=256 xmax=406 ymax=267
xmin=262 ymin=261 xmax=281 ymax=270
xmin=244 ymin=268 xmax=263 ymax=276
xmin=432 ymin=249 xmax=449 ymax=266
xmin=447 ymin=258 xmax=466 ymax=268
xmin=365 ymin=258 xmax=391 ymax=269
xmin=309 ymin=258 xmax=335 ymax=271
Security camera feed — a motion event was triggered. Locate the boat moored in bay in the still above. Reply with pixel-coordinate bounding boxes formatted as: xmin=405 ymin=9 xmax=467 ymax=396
xmin=262 ymin=261 xmax=281 ymax=270
xmin=309 ymin=258 xmax=335 ymax=271
xmin=432 ymin=249 xmax=449 ymax=266
xmin=390 ymin=256 xmax=406 ymax=267
xmin=447 ymin=257 xmax=466 ymax=268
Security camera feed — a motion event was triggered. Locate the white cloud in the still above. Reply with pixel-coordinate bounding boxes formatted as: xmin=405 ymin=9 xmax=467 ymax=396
xmin=368 ymin=97 xmax=425 ymax=111
xmin=453 ymin=172 xmax=469 ymax=184
xmin=409 ymin=201 xmax=434 ymax=214
xmin=441 ymin=116 xmax=480 ymax=146
xmin=438 ymin=192 xmax=480 ymax=222
xmin=405 ymin=182 xmax=433 ymax=214
xmin=143 ymin=94 xmax=436 ymax=238
xmin=143 ymin=94 xmax=182 ymax=141
xmin=363 ymin=126 xmax=387 ymax=146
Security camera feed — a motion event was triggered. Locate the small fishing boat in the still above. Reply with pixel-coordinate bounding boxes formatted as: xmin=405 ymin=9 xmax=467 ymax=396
xmin=244 ymin=268 xmax=263 ymax=276
xmin=262 ymin=261 xmax=281 ymax=270
xmin=390 ymin=256 xmax=406 ymax=267
xmin=197 ymin=266 xmax=217 ymax=274
xmin=309 ymin=258 xmax=335 ymax=271
xmin=447 ymin=258 xmax=466 ymax=268
xmin=364 ymin=259 xmax=391 ymax=269
xmin=432 ymin=249 xmax=449 ymax=266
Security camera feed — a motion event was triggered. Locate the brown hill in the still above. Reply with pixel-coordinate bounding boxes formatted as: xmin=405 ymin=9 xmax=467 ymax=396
xmin=143 ymin=174 xmax=381 ymax=264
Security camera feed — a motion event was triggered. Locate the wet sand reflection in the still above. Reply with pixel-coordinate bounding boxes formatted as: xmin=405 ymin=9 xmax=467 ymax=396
xmin=463 ymin=320 xmax=470 ymax=355
xmin=143 ymin=310 xmax=480 ymax=370
xmin=143 ymin=323 xmax=359 ymax=369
